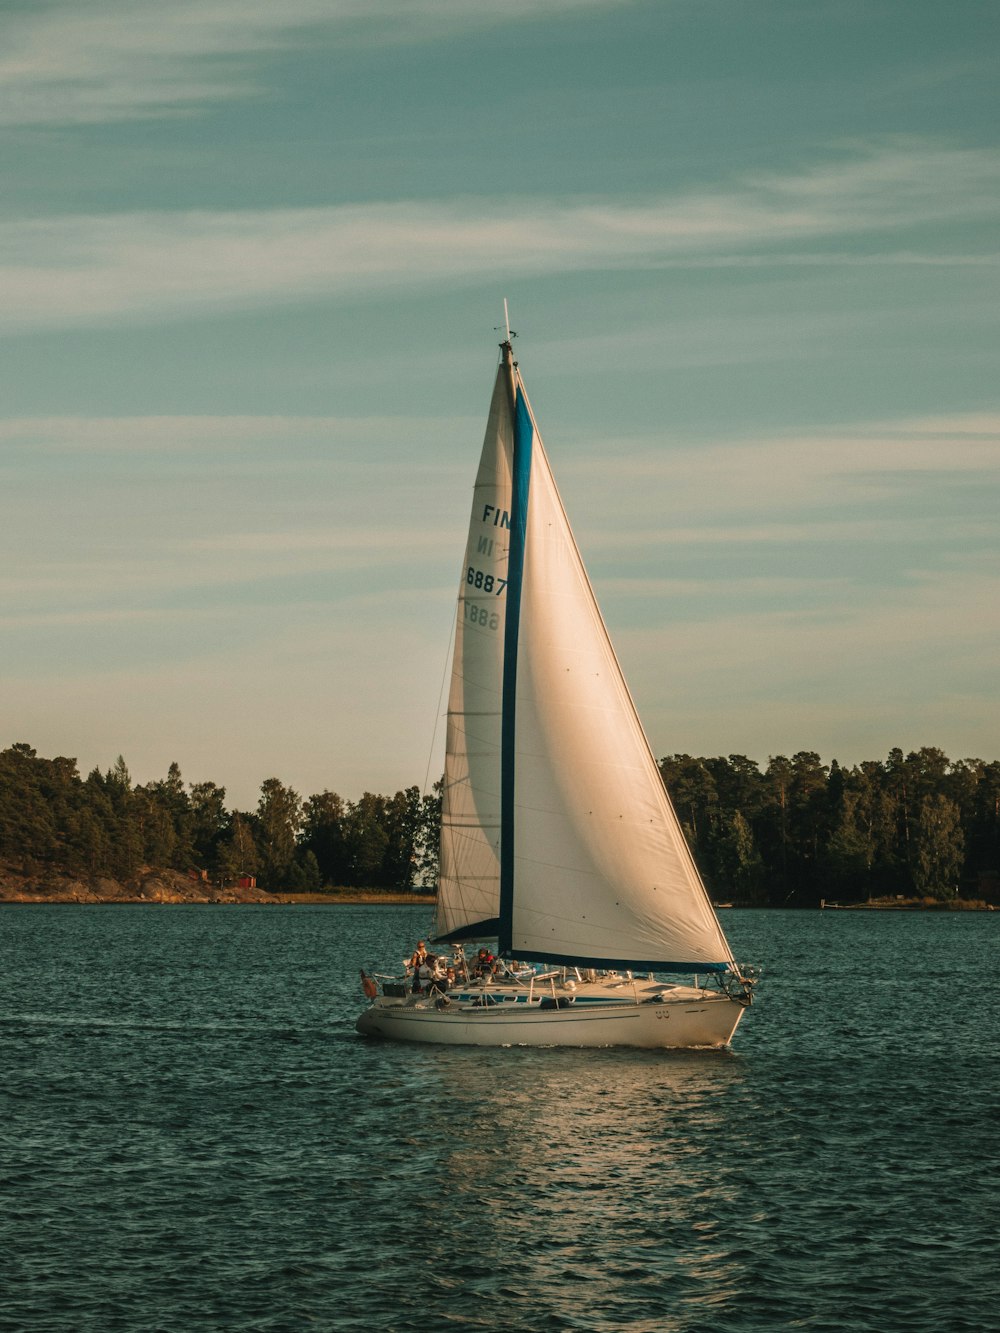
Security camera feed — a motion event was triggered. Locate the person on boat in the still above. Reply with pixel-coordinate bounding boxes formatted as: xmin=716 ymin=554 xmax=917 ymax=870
xmin=408 ymin=940 xmax=427 ymax=992
xmin=419 ymin=953 xmax=448 ymax=995
xmin=409 ymin=941 xmax=427 ymax=971
xmin=472 ymin=947 xmax=496 ymax=978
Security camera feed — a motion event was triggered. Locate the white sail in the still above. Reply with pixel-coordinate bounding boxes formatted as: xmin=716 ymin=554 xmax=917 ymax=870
xmin=507 ymin=374 xmax=734 ymax=970
xmin=434 ymin=362 xmax=514 ymax=940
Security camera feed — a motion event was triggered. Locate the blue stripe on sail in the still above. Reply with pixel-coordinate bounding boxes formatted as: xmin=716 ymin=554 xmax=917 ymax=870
xmin=499 ymin=385 xmax=533 ymax=957
xmin=512 ymin=949 xmax=731 ymax=974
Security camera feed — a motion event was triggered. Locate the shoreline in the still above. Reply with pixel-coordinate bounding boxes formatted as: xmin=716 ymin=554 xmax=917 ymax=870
xmin=820 ymin=896 xmax=994 ymax=912
xmin=4 ymin=895 xmax=992 ymax=910
xmin=0 ymin=863 xmax=436 ymax=906
xmin=0 ymin=894 xmax=437 ymax=905
xmin=1 ymin=865 xmax=990 ymax=911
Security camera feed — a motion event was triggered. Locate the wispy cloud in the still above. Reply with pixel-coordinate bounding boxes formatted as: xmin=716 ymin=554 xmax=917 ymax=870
xmin=620 ymin=563 xmax=1000 ymax=769
xmin=0 ymin=413 xmax=473 ymax=454
xmin=3 ymin=408 xmax=994 ymax=618
xmin=1 ymin=141 xmax=997 ymax=333
xmin=0 ymin=0 xmax=623 ymax=127
xmin=0 ymin=407 xmax=474 ymax=626
xmin=624 ymin=566 xmax=1000 ymax=674
xmin=562 ymin=411 xmax=1000 ymax=540
xmin=592 ymin=518 xmax=999 ymax=550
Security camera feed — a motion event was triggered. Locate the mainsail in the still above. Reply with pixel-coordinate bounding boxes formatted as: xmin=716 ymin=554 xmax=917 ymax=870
xmin=434 ymin=362 xmax=513 ymax=941
xmin=436 ymin=344 xmax=734 ymax=973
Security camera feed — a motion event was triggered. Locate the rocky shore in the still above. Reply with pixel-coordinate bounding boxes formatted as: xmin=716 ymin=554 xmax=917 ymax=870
xmin=0 ymin=862 xmax=435 ymax=906
xmin=820 ymin=894 xmax=992 ymax=911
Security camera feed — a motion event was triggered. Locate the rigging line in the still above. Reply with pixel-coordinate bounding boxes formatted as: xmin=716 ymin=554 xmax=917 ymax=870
xmin=423 ymin=597 xmax=458 ymax=802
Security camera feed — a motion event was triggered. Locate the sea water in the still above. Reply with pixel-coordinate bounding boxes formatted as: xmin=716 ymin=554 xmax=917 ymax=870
xmin=1 ymin=905 xmax=996 ymax=1332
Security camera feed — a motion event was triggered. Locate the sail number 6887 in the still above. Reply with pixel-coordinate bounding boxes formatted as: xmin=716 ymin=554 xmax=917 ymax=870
xmin=466 ymin=566 xmax=507 ymax=595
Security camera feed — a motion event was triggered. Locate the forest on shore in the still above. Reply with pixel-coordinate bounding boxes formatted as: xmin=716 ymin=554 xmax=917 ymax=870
xmin=658 ymin=747 xmax=998 ymax=906
xmin=0 ymin=743 xmax=439 ymax=898
xmin=1 ymin=741 xmax=997 ymax=907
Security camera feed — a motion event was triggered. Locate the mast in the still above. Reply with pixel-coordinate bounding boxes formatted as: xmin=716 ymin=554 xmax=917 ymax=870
xmin=432 ymin=316 xmax=518 ymax=946
xmin=498 ymin=298 xmax=516 ymax=381
xmin=498 ymin=314 xmax=529 ymax=959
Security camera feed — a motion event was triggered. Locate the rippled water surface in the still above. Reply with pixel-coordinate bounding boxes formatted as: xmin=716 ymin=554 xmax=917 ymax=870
xmin=2 ymin=905 xmax=996 ymax=1331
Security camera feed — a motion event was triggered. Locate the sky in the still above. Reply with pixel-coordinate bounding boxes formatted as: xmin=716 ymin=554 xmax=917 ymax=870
xmin=2 ymin=0 xmax=998 ymax=812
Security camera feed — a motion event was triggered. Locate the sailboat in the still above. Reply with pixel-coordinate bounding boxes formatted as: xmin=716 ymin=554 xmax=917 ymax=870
xmin=357 ymin=322 xmax=757 ymax=1048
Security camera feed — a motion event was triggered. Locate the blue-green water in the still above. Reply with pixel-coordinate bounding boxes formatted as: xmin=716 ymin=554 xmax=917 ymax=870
xmin=1 ymin=906 xmax=996 ymax=1332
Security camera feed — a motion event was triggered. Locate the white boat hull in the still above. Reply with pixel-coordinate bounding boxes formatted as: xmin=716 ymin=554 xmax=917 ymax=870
xmin=356 ymin=989 xmax=746 ymax=1050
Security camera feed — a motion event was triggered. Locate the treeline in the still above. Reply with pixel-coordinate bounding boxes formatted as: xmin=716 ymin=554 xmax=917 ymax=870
xmin=0 ymin=743 xmax=440 ymax=892
xmin=4 ymin=741 xmax=998 ymax=905
xmin=658 ymin=747 xmax=1000 ymax=906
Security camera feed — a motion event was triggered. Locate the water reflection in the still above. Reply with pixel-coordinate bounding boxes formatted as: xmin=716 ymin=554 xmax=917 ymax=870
xmin=375 ymin=1050 xmax=752 ymax=1329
